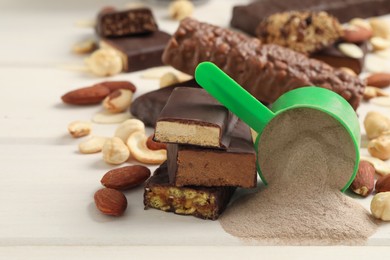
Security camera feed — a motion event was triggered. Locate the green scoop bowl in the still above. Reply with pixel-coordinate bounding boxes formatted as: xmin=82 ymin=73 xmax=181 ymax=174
xmin=195 ymin=62 xmax=360 ymax=192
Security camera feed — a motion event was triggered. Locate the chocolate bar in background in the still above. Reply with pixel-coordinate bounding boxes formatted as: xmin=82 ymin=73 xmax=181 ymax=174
xmin=162 ymin=18 xmax=365 ymax=110
xmin=231 ymin=0 xmax=390 ymax=36
xmin=310 ymin=41 xmax=368 ymax=75
xmin=96 ymin=8 xmax=158 ymax=37
xmin=130 ymin=79 xmax=199 ymax=127
xmin=100 ymin=30 xmax=171 ymax=72
xmin=154 ymin=87 xmax=238 ymax=148
xmin=144 ymin=163 xmax=236 ymax=220
xmin=167 ymin=120 xmax=257 ymax=188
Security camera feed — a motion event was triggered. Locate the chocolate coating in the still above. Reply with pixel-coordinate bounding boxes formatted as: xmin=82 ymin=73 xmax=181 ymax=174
xmin=167 ymin=120 xmax=257 ymax=188
xmin=130 ymin=79 xmax=199 ymax=127
xmin=144 ymin=163 xmax=236 ymax=220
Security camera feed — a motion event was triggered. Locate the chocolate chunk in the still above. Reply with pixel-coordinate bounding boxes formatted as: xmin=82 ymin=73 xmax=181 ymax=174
xmin=167 ymin=120 xmax=257 ymax=188
xmin=96 ymin=8 xmax=158 ymax=37
xmin=310 ymin=41 xmax=368 ymax=74
xmin=144 ymin=163 xmax=236 ymax=220
xmin=100 ymin=30 xmax=171 ymax=72
xmin=231 ymin=0 xmax=390 ymax=36
xmin=154 ymin=87 xmax=238 ymax=148
xmin=162 ymin=18 xmax=365 ymax=110
xmin=130 ymin=79 xmax=199 ymax=127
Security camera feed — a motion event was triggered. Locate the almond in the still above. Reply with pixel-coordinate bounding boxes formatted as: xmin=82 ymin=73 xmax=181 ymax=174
xmin=61 ymin=85 xmax=110 ymax=105
xmin=94 ymin=188 xmax=127 ymax=216
xmin=101 ymin=165 xmax=151 ymax=190
xmin=376 ymin=174 xmax=390 ymax=193
xmin=366 ymin=73 xmax=390 ymax=88
xmin=147 ymin=135 xmax=167 ymax=150
xmin=342 ymin=25 xmax=372 ymax=43
xmin=350 ymin=161 xmax=375 ymax=197
xmin=99 ymin=81 xmax=137 ymax=93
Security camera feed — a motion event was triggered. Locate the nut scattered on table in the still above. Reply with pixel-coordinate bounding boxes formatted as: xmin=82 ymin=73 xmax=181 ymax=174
xmin=146 ymin=135 xmax=167 ymax=151
xmin=94 ymin=188 xmax=127 ymax=216
xmin=169 ymin=0 xmax=194 ymax=21
xmin=360 ymin=156 xmax=390 ymax=176
xmin=92 ymin=111 xmax=131 ymax=124
xmin=102 ymin=137 xmax=130 ymax=165
xmin=350 ymin=161 xmax=375 ymax=197
xmin=98 ymin=81 xmax=137 ymax=93
xmin=159 ymin=72 xmax=180 ymax=88
xmin=369 ymin=18 xmax=390 ymax=39
xmin=68 ymin=121 xmax=92 ymax=138
xmin=371 ymin=192 xmax=390 ymax=221
xmin=61 ymin=84 xmax=110 ymax=105
xmin=366 ymin=73 xmax=390 ymax=88
xmin=349 ymin=18 xmax=372 ymax=31
xmin=101 ymin=165 xmax=151 ymax=190
xmin=368 ymin=134 xmax=390 ymax=161
xmin=370 ymin=37 xmax=390 ymax=51
xmin=79 ymin=136 xmax=108 ymax=154
xmin=339 ymin=67 xmax=357 ymax=76
xmin=126 ymin=131 xmax=167 ymax=165
xmin=103 ymin=89 xmax=133 ymax=113
xmin=342 ymin=24 xmax=372 ymax=43
xmin=85 ymin=48 xmax=123 ymax=77
xmin=338 ymin=43 xmax=364 ymax=59
xmin=72 ymin=39 xmax=98 ymax=54
xmin=114 ymin=119 xmax=145 ymax=143
xmin=363 ymin=86 xmax=389 ymax=100
xmin=363 ymin=111 xmax=390 ymax=140
xmin=376 ymin=175 xmax=390 ymax=193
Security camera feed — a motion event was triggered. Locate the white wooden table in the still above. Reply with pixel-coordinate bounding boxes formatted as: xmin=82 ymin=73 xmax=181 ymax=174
xmin=1 ymin=0 xmax=390 ymax=258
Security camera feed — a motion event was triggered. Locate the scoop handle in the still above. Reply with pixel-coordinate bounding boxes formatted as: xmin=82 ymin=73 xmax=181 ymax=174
xmin=195 ymin=62 xmax=274 ymax=133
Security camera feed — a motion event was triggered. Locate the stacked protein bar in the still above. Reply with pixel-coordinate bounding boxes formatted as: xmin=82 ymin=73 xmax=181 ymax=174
xmin=143 ymin=87 xmax=257 ymax=220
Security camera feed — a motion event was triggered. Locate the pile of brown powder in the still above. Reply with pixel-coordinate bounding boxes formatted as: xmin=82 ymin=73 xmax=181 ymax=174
xmin=219 ymin=108 xmax=378 ymax=245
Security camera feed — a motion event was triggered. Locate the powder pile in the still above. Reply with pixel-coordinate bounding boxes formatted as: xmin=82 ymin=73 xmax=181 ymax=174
xmin=220 ymin=108 xmax=378 ymax=245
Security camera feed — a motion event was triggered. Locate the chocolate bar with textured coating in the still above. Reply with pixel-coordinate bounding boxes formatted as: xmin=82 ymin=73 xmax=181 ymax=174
xmin=130 ymin=79 xmax=199 ymax=127
xmin=100 ymin=30 xmax=171 ymax=72
xmin=167 ymin=120 xmax=257 ymax=188
xmin=162 ymin=18 xmax=365 ymax=110
xmin=144 ymin=163 xmax=236 ymax=220
xmin=154 ymin=87 xmax=238 ymax=149
xmin=96 ymin=8 xmax=158 ymax=37
xmin=310 ymin=41 xmax=368 ymax=75
xmin=231 ymin=0 xmax=390 ymax=36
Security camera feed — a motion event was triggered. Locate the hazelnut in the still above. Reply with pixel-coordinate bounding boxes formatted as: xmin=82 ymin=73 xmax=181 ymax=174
xmin=371 ymin=192 xmax=390 ymax=221
xmin=85 ymin=49 xmax=123 ymax=77
xmin=160 ymin=72 xmax=180 ymax=88
xmin=363 ymin=111 xmax=390 ymax=139
xmin=169 ymin=0 xmax=194 ymax=21
xmin=368 ymin=134 xmax=390 ymax=160
xmin=102 ymin=137 xmax=130 ymax=165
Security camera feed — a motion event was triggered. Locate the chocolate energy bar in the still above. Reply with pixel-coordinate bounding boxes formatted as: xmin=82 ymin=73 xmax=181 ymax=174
xmin=154 ymin=87 xmax=238 ymax=148
xmin=231 ymin=0 xmax=390 ymax=36
xmin=310 ymin=41 xmax=368 ymax=75
xmin=167 ymin=120 xmax=257 ymax=188
xmin=130 ymin=79 xmax=199 ymax=127
xmin=100 ymin=30 xmax=171 ymax=72
xmin=96 ymin=8 xmax=158 ymax=37
xmin=162 ymin=18 xmax=365 ymax=110
xmin=144 ymin=163 xmax=236 ymax=220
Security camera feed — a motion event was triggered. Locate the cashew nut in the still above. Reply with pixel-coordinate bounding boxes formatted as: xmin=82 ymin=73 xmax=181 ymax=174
xmin=363 ymin=111 xmax=390 ymax=139
xmin=102 ymin=137 xmax=130 ymax=165
xmin=114 ymin=119 xmax=145 ymax=143
xmin=126 ymin=131 xmax=167 ymax=165
xmin=371 ymin=192 xmax=390 ymax=221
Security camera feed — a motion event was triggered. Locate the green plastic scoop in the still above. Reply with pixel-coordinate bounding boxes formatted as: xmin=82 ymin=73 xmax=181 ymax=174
xmin=195 ymin=62 xmax=360 ymax=192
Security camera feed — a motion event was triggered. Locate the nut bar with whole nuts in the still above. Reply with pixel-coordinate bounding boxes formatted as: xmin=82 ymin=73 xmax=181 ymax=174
xmin=143 ymin=163 xmax=236 ymax=220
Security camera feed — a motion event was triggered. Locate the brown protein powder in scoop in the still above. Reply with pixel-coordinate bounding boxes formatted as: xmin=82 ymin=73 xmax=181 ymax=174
xmin=220 ymin=108 xmax=377 ymax=245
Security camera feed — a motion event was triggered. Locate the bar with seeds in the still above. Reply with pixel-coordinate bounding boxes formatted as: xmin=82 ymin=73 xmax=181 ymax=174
xmin=144 ymin=163 xmax=236 ymax=220
xmin=100 ymin=30 xmax=171 ymax=72
xmin=154 ymin=87 xmax=238 ymax=148
xmin=96 ymin=8 xmax=158 ymax=37
xmin=167 ymin=120 xmax=257 ymax=188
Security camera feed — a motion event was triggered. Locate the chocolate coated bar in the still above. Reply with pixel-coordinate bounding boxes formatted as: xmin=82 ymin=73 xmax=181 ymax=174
xmin=167 ymin=120 xmax=257 ymax=188
xmin=154 ymin=87 xmax=238 ymax=148
xmin=231 ymin=0 xmax=390 ymax=36
xmin=144 ymin=163 xmax=236 ymax=220
xmin=162 ymin=18 xmax=365 ymax=110
xmin=310 ymin=41 xmax=368 ymax=74
xmin=96 ymin=8 xmax=158 ymax=37
xmin=130 ymin=79 xmax=199 ymax=127
xmin=100 ymin=30 xmax=171 ymax=72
